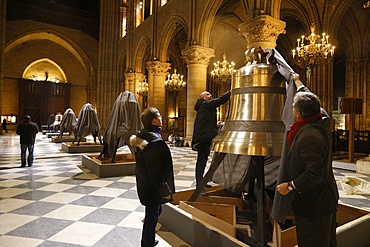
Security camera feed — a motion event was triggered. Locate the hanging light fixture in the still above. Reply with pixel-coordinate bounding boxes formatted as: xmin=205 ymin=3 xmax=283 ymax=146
xmin=292 ymin=24 xmax=335 ymax=68
xmin=211 ymin=53 xmax=236 ymax=84
xmin=137 ymin=78 xmax=148 ymax=96
xmin=164 ymin=69 xmax=186 ymax=91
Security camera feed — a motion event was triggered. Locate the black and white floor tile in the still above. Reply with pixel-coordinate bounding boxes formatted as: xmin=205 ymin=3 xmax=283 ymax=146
xmin=0 ymin=132 xmax=369 ymax=247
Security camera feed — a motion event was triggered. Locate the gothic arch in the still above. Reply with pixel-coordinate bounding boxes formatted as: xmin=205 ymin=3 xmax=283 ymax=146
xmin=210 ymin=14 xmax=247 ymax=69
xmin=118 ymin=49 xmax=127 ymax=85
xmin=282 ymin=0 xmax=316 ymax=32
xmin=134 ymin=36 xmax=151 ymax=72
xmin=22 ymin=58 xmax=67 ymax=82
xmin=4 ymin=28 xmax=97 ymax=112
xmin=197 ymin=0 xmax=226 ymax=46
xmin=157 ymin=16 xmax=188 ymax=63
xmin=325 ymin=1 xmax=356 ymax=34
xmin=340 ymin=10 xmax=363 ymax=59
xmin=5 ymin=30 xmax=92 ymax=76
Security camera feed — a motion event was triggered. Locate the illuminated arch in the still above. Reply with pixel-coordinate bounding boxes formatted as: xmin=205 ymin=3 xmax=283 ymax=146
xmin=23 ymin=58 xmax=67 ymax=83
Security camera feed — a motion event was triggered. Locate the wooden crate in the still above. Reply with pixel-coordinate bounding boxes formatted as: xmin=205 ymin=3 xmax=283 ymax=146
xmin=160 ymin=187 xmax=370 ymax=247
xmin=179 ymin=201 xmax=236 ymax=237
xmin=273 ymin=203 xmax=370 ymax=247
xmin=92 ymin=153 xmax=135 ymax=164
xmin=173 ymin=187 xmax=242 ymax=237
xmin=81 ymin=153 xmax=135 ymax=177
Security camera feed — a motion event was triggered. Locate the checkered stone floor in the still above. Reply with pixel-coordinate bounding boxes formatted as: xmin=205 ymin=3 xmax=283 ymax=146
xmin=1 ymin=132 xmax=370 ymax=247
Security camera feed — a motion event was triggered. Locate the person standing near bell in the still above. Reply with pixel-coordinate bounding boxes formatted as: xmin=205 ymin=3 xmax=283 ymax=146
xmin=192 ymin=90 xmax=231 ymax=190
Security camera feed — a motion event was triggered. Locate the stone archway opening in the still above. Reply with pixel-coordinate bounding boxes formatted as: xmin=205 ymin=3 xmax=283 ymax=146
xmin=22 ymin=58 xmax=67 ymax=83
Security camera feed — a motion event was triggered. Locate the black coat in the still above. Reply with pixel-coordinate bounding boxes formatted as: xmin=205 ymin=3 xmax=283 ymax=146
xmin=16 ymin=120 xmax=39 ymax=144
xmin=192 ymin=90 xmax=230 ymax=149
xmin=287 ymin=118 xmax=339 ymax=218
xmin=130 ymin=130 xmax=175 ymax=206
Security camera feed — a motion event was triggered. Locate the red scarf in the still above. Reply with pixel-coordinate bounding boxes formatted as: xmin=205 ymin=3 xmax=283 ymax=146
xmin=287 ymin=113 xmax=322 ymax=146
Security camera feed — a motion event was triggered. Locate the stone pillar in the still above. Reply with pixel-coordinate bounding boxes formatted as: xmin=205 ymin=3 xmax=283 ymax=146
xmin=97 ymin=0 xmax=121 ymax=127
xmin=146 ymin=61 xmax=171 ymax=117
xmin=0 ymin=0 xmax=6 ymax=133
xmin=125 ymin=71 xmax=135 ymax=94
xmin=238 ymin=15 xmax=286 ymax=49
xmin=134 ymin=72 xmax=146 ymax=94
xmin=181 ymin=45 xmax=215 ymax=143
xmin=133 ymin=72 xmax=146 ymax=109
xmin=346 ymin=58 xmax=369 ymax=130
xmin=310 ymin=62 xmax=334 ymax=118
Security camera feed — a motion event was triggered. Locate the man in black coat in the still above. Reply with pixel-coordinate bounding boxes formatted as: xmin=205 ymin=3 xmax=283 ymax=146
xmin=130 ymin=107 xmax=175 ymax=247
xmin=16 ymin=115 xmax=39 ymax=167
xmin=276 ymin=73 xmax=339 ymax=247
xmin=192 ymin=90 xmax=230 ymax=189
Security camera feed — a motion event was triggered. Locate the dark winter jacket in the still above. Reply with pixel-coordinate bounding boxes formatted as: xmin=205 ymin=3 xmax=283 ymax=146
xmin=287 ymin=116 xmax=339 ymax=218
xmin=192 ymin=90 xmax=231 ymax=150
xmin=16 ymin=120 xmax=39 ymax=144
xmin=130 ymin=129 xmax=175 ymax=206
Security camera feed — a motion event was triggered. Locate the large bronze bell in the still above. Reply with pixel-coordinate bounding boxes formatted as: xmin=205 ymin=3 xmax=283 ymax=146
xmin=211 ymin=48 xmax=286 ymax=156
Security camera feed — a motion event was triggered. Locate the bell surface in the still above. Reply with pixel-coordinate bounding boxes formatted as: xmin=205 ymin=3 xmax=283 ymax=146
xmin=211 ymin=63 xmax=286 ymax=156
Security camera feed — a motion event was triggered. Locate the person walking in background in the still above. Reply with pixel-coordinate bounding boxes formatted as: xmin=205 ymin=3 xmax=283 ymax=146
xmin=2 ymin=118 xmax=8 ymax=133
xmin=276 ymin=73 xmax=339 ymax=247
xmin=16 ymin=115 xmax=39 ymax=167
xmin=192 ymin=90 xmax=231 ymax=191
xmin=130 ymin=107 xmax=175 ymax=247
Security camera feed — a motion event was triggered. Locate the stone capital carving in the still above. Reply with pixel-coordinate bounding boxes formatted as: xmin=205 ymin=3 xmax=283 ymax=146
xmin=146 ymin=61 xmax=171 ymax=76
xmin=238 ymin=15 xmax=286 ymax=49
xmin=125 ymin=72 xmax=135 ymax=80
xmin=135 ymin=72 xmax=146 ymax=82
xmin=181 ymin=45 xmax=215 ymax=65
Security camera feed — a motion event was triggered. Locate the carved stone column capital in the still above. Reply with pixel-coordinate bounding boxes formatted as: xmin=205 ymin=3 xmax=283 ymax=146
xmin=125 ymin=72 xmax=135 ymax=80
xmin=181 ymin=45 xmax=215 ymax=65
xmin=238 ymin=15 xmax=286 ymax=49
xmin=146 ymin=61 xmax=171 ymax=76
xmin=135 ymin=72 xmax=145 ymax=82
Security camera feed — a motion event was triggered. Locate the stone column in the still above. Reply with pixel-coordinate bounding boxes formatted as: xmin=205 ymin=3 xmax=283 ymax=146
xmin=0 ymin=0 xmax=6 ymax=133
xmin=146 ymin=61 xmax=171 ymax=117
xmin=238 ymin=15 xmax=286 ymax=49
xmin=346 ymin=58 xmax=369 ymax=130
xmin=133 ymin=72 xmax=146 ymax=109
xmin=181 ymin=45 xmax=215 ymax=143
xmin=125 ymin=71 xmax=135 ymax=94
xmin=97 ymin=0 xmax=121 ymax=127
xmin=134 ymin=72 xmax=146 ymax=94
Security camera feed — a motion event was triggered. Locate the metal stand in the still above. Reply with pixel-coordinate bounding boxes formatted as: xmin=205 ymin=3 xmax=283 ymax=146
xmin=189 ymin=153 xmax=268 ymax=247
xmin=254 ymin=156 xmax=267 ymax=247
xmin=189 ymin=152 xmax=226 ymax=201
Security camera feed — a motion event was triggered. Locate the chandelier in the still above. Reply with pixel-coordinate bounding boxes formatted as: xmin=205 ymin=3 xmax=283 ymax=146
xmin=292 ymin=24 xmax=335 ymax=68
xmin=211 ymin=53 xmax=236 ymax=84
xmin=137 ymin=78 xmax=148 ymax=96
xmin=164 ymin=69 xmax=186 ymax=91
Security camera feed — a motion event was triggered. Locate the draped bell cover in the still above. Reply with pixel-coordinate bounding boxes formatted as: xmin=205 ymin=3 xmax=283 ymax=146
xmin=103 ymin=91 xmax=143 ymax=157
xmin=74 ymin=103 xmax=101 ymax=139
xmin=59 ymin=108 xmax=77 ymax=135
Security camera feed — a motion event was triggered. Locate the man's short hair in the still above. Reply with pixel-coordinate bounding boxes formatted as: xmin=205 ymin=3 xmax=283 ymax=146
xmin=200 ymin=91 xmax=210 ymax=99
xmin=293 ymin=92 xmax=321 ymax=118
xmin=141 ymin=107 xmax=159 ymax=129
xmin=24 ymin=115 xmax=31 ymax=121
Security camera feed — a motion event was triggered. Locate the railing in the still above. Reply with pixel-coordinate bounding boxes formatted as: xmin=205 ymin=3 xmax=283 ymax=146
xmin=333 ymin=130 xmax=370 ymax=154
